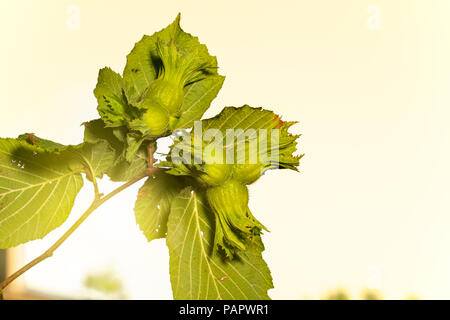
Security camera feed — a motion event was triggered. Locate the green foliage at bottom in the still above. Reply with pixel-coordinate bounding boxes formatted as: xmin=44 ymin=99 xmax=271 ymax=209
xmin=167 ymin=188 xmax=273 ymax=300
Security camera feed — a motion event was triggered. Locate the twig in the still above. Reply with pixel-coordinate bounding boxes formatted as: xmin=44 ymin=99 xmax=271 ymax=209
xmin=148 ymin=144 xmax=155 ymax=169
xmin=0 ymin=168 xmax=160 ymax=294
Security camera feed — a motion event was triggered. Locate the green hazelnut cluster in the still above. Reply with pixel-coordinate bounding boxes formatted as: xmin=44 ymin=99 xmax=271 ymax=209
xmin=195 ymin=152 xmax=279 ymax=257
xmin=203 ymin=164 xmax=268 ymax=257
xmin=163 ymin=108 xmax=301 ymax=258
xmin=137 ymin=40 xmax=215 ymax=137
xmin=93 ymin=15 xmax=221 ymax=164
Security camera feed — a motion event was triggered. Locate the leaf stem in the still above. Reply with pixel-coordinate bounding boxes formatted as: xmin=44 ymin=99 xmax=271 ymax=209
xmin=148 ymin=144 xmax=155 ymax=169
xmin=0 ymin=168 xmax=159 ymax=294
xmin=79 ymin=154 xmax=100 ymax=200
xmin=91 ymin=174 xmax=101 ymax=200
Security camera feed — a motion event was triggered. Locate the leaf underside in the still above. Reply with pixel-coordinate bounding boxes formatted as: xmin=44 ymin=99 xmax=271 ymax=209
xmin=164 ymin=105 xmax=301 ymax=175
xmin=167 ymin=187 xmax=273 ymax=300
xmin=0 ymin=139 xmax=84 ymax=248
xmin=176 ymin=75 xmax=225 ymax=129
xmin=134 ymin=172 xmax=188 ymax=242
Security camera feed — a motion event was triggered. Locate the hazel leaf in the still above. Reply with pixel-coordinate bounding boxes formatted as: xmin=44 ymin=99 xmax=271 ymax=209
xmin=166 ymin=187 xmax=273 ymax=299
xmin=175 ymin=75 xmax=225 ymax=129
xmin=94 ymin=67 xmax=138 ymax=128
xmin=0 ymin=139 xmax=84 ymax=248
xmin=134 ymin=172 xmax=188 ymax=242
xmin=18 ymin=133 xmax=116 ymax=180
xmin=17 ymin=133 xmax=66 ymax=151
xmin=164 ymin=105 xmax=302 ymax=177
xmin=83 ymin=119 xmax=148 ymax=181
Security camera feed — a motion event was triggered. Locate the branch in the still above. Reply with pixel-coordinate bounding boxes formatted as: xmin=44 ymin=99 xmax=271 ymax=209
xmin=0 ymin=167 xmax=160 ymax=294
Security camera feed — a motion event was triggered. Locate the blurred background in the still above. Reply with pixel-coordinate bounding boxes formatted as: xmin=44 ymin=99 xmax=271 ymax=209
xmin=1 ymin=0 xmax=450 ymax=299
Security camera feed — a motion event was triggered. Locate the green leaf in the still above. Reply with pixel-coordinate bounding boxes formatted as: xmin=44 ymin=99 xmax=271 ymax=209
xmin=166 ymin=187 xmax=273 ymax=300
xmin=18 ymin=132 xmax=116 ymax=180
xmin=123 ymin=14 xmax=223 ymax=127
xmin=94 ymin=67 xmax=137 ymax=128
xmin=74 ymin=141 xmax=116 ymax=180
xmin=134 ymin=172 xmax=187 ymax=242
xmin=83 ymin=119 xmax=125 ymax=151
xmin=107 ymin=151 xmax=147 ymax=182
xmin=202 ymin=105 xmax=288 ymax=133
xmin=125 ymin=133 xmax=145 ymax=162
xmin=83 ymin=119 xmax=147 ymax=181
xmin=0 ymin=139 xmax=84 ymax=248
xmin=17 ymin=133 xmax=66 ymax=151
xmin=176 ymin=75 xmax=225 ymax=129
xmin=203 ymin=105 xmax=301 ymax=169
xmin=165 ymin=105 xmax=302 ymax=176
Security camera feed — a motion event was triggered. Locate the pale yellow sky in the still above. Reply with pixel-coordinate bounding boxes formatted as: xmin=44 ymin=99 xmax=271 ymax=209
xmin=1 ymin=0 xmax=450 ymax=299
